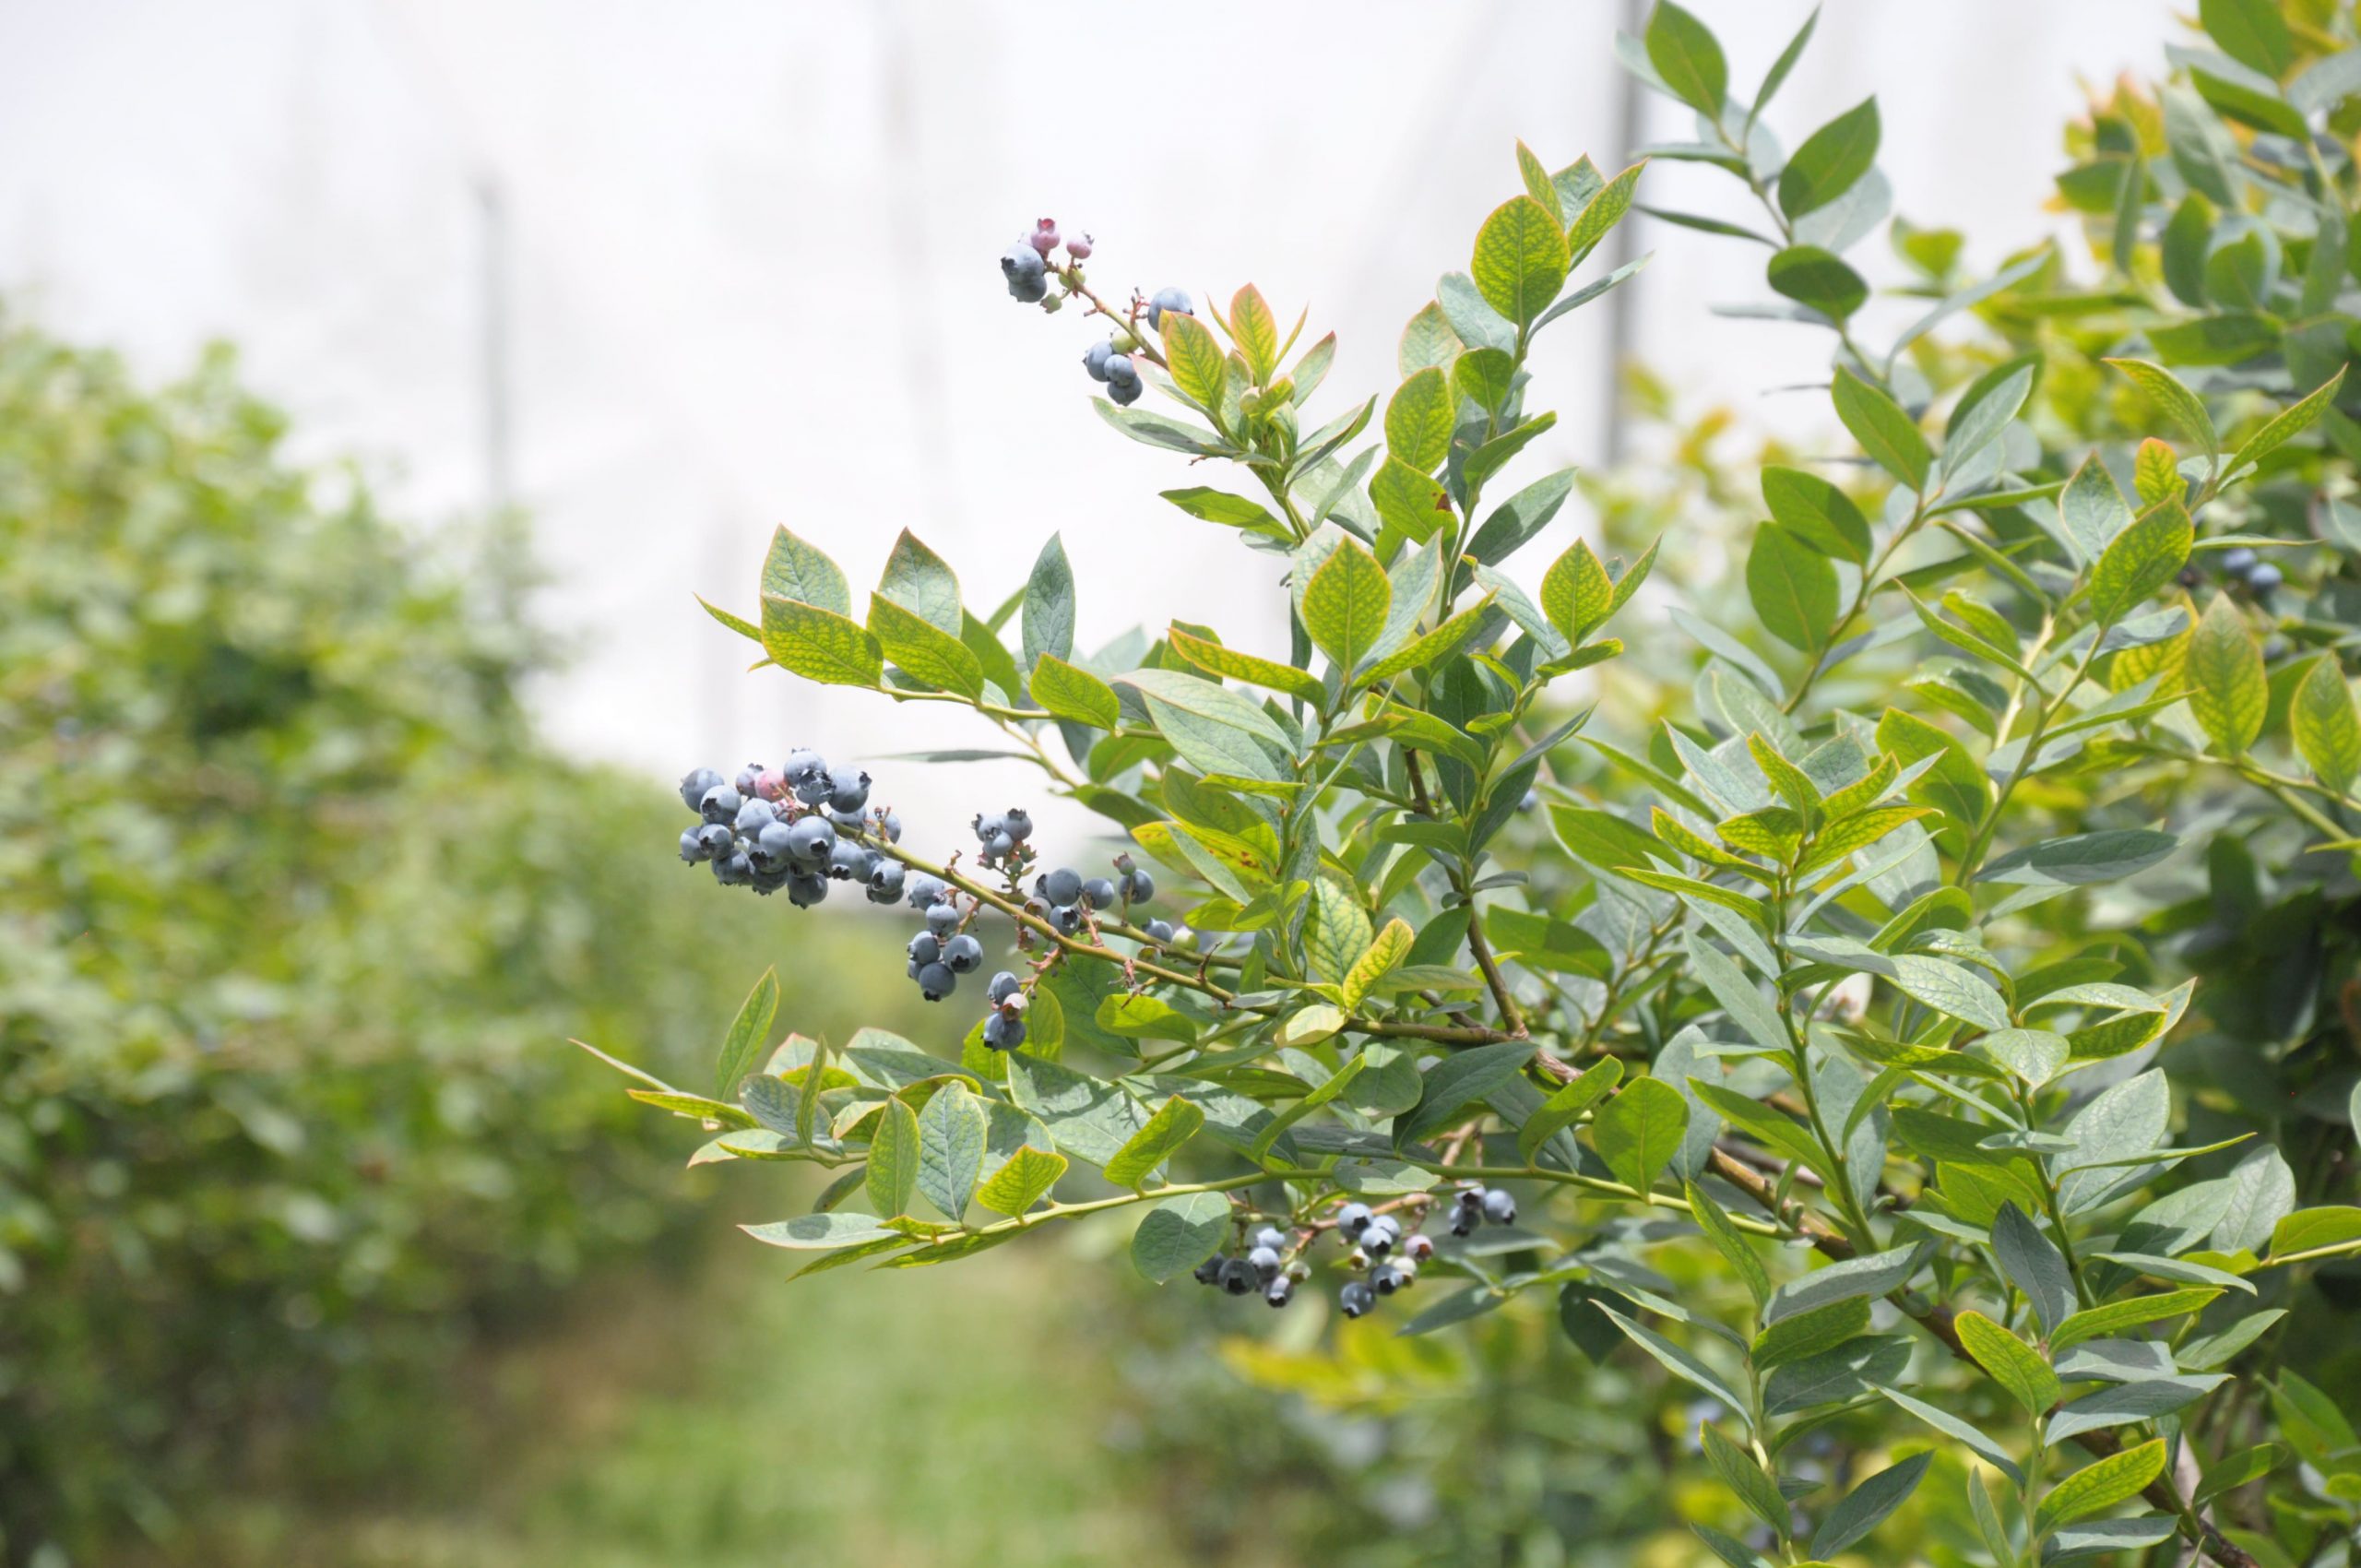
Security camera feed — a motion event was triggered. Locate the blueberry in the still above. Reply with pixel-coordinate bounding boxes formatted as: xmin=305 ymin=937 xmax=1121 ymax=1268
xmin=1103 ymin=353 xmax=1140 ymax=389
xmin=825 ymin=808 xmax=866 ymax=836
xmin=974 ymin=812 xmax=1007 ymax=843
xmin=734 ymin=764 xmax=765 ymax=795
xmin=828 ymin=767 xmax=871 ymax=814
xmin=699 ymin=783 xmax=742 ymax=825
xmin=1120 ymin=869 xmax=1155 ymax=906
xmin=1264 ymin=1278 xmax=1294 ymax=1308
xmin=925 ymin=903 xmax=962 ymax=938
xmin=1146 ymin=288 xmax=1192 ymax=328
xmin=1453 ymin=1186 xmax=1484 ymax=1211
xmin=828 ymin=841 xmax=876 ymax=882
xmin=1519 ymin=790 xmax=1540 ymax=813
xmin=783 ymin=750 xmax=827 ymax=788
xmin=1371 ymin=1264 xmax=1405 ymax=1295
xmin=751 ymin=864 xmax=791 ymax=897
xmin=987 ymin=970 xmax=1022 ymax=1004
xmin=1363 ymin=1222 xmax=1397 ymax=1258
xmin=787 ymin=872 xmax=829 ymax=908
xmin=1218 ymin=1258 xmax=1259 ymax=1297
xmin=1145 ymin=919 xmax=1175 ymax=944
xmin=1028 ymin=219 xmax=1059 ymax=257
xmin=1107 ymin=375 xmax=1141 ymax=407
xmin=985 ymin=831 xmax=1015 ymax=861
xmin=786 ymin=816 xmax=836 ymax=866
xmin=1448 ymin=1208 xmax=1477 ymax=1239
xmin=1247 ymin=1245 xmax=1282 ymax=1279
xmin=1336 ymin=1202 xmax=1373 ymax=1238
xmin=697 ymin=823 xmax=735 ymax=859
xmin=679 ymin=767 xmax=724 ymax=813
xmin=1083 ymin=339 xmax=1118 ymax=382
xmin=2220 ymin=546 xmax=2260 ymax=576
xmin=906 ymin=873 xmax=947 ymax=909
xmin=792 ymin=769 xmax=833 ymax=808
xmin=943 ymin=933 xmax=984 ymax=974
xmin=1009 ymin=272 xmax=1048 ymax=304
xmin=1339 ymin=1281 xmax=1376 ymax=1318
xmin=734 ymin=797 xmax=778 ymax=835
xmin=908 ymin=931 xmax=942 ymax=966
xmin=1193 ymin=1254 xmax=1228 ymax=1287
xmin=868 ymin=861 xmax=908 ymax=905
xmin=753 ymin=820 xmax=797 ymax=869
xmin=679 ymin=827 xmax=707 ymax=862
xmin=1050 ymin=904 xmax=1084 ymax=934
xmin=916 ymin=961 xmax=957 ymax=1001
xmin=1002 ymin=808 xmax=1033 ymax=842
xmin=1253 ymin=1226 xmax=1287 ymax=1253
xmin=879 ymin=810 xmax=904 ymax=843
xmin=2248 ymin=563 xmax=2284 ymax=596
xmin=1002 ymin=244 xmax=1046 ymax=286
xmin=1039 ymin=868 xmax=1084 ymax=906
xmin=713 ymin=849 xmax=752 ymax=885
xmin=1481 ymin=1188 xmax=1517 ymax=1226
xmin=982 ymin=1012 xmax=1026 ymax=1051
xmin=1080 ymin=877 xmax=1117 ymax=909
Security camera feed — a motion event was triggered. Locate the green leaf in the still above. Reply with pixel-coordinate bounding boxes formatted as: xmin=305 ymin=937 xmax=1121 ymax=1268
xmin=1397 ymin=1040 xmax=1539 ymax=1146
xmin=1159 ymin=309 xmax=1228 ymax=413
xmin=740 ymin=1213 xmax=897 ymax=1251
xmin=2200 ymin=0 xmax=2293 ymax=77
xmin=1250 ymin=1055 xmax=1367 ymax=1164
xmin=715 ymin=968 xmax=780 ymax=1097
xmin=1811 ymin=1452 xmax=1931 ymax=1560
xmin=1778 ymin=97 xmax=1880 ymax=220
xmin=1540 ymin=540 xmax=1617 ymax=643
xmin=2188 ymin=594 xmax=2266 ymax=756
xmin=1302 ymin=537 xmax=1394 ymax=671
xmin=1094 ymin=993 xmax=1202 ymax=1045
xmin=2195 ymin=1443 xmax=2285 ymax=1506
xmin=877 ymin=529 xmax=962 ymax=635
xmin=1767 ymin=1243 xmax=1932 ymax=1324
xmin=864 ymin=1096 xmax=920 ymax=1217
xmin=1162 ymin=486 xmax=1285 ymax=537
xmin=1167 ymin=625 xmax=1325 ymax=703
xmin=1029 ymin=654 xmax=1121 ymax=729
xmin=1993 ymin=1202 xmax=2076 ymax=1337
xmin=1750 ymin=1296 xmax=1870 ymax=1372
xmin=1598 ymin=1304 xmax=1748 ymax=1416
xmin=1132 ymin=1190 xmax=1230 ymax=1283
xmin=1643 ymin=1 xmax=1728 ymax=119
xmin=2088 ymin=497 xmax=2192 ymax=625
xmin=1565 ymin=162 xmax=1647 ymax=262
xmin=1022 ymin=533 xmax=1075 ymax=671
xmin=1832 ymin=366 xmax=1930 ymax=491
xmin=1762 ymin=466 xmax=1871 ymax=564
xmin=1471 ymin=195 xmax=1571 ymax=329
xmin=760 ymin=593 xmax=884 ymax=688
xmin=914 ymin=1080 xmax=988 ymax=1221
xmin=2051 ymin=1289 xmax=2223 ymax=1353
xmin=1514 ymin=140 xmax=1564 ymax=222
xmin=1701 ymin=1422 xmax=1789 ymax=1535
xmin=1684 ymin=1180 xmax=1770 ymax=1309
xmin=1748 ymin=524 xmax=1839 ymax=651
xmin=2226 ymin=369 xmax=2346 ymax=479
xmin=1877 ymin=1384 xmax=2023 ymax=1485
xmin=1518 ymin=1059 xmax=1623 ymax=1162
xmin=2057 ymin=453 xmax=2134 ymax=564
xmin=2272 ymin=1205 xmax=2361 ymax=1258
xmin=2104 ymin=358 xmax=2218 ymax=460
xmin=1453 ymin=347 xmax=1517 ymax=414
xmin=1121 ymin=667 xmax=1291 ymax=783
xmin=2294 ymin=656 xmax=2361 ymax=794
xmin=2035 ymin=1440 xmax=2165 ymax=1533
xmin=1956 ymin=1310 xmax=2063 ymax=1414
xmin=975 ymin=1146 xmax=1068 ymax=1216
xmin=1767 ymin=244 xmax=1869 ymax=320
xmin=869 ymin=593 xmax=983 ymax=697
xmin=1979 ymin=829 xmax=2177 ymax=887
xmin=762 ymin=526 xmax=852 ymax=616
xmin=1102 ymin=1095 xmax=1206 ymax=1187
xmin=1384 ymin=366 xmax=1455 ymax=472
xmin=1591 ymin=1077 xmax=1691 ymax=1194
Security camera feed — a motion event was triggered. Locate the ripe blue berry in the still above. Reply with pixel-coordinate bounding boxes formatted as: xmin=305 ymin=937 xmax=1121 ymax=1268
xmin=1146 ymin=287 xmax=1192 ymax=328
xmin=1002 ymin=808 xmax=1033 ymax=842
xmin=751 ymin=864 xmax=791 ymax=897
xmin=734 ymin=764 xmax=765 ymax=796
xmin=1253 ymin=1226 xmax=1287 ymax=1253
xmin=2248 ymin=562 xmax=2284 ymax=596
xmin=828 ymin=841 xmax=876 ymax=882
xmin=1246 ymin=1245 xmax=1282 ymax=1279
xmin=828 ymin=767 xmax=871 ymax=813
xmin=1119 ymin=869 xmax=1155 ymax=905
xmin=982 ymin=1012 xmax=1026 ymax=1051
xmin=980 ymin=831 xmax=1013 ymax=861
xmin=699 ymin=784 xmax=742 ymax=825
xmin=1519 ymin=790 xmax=1540 ymax=813
xmin=783 ymin=749 xmax=826 ymax=787
xmin=1039 ymin=868 xmax=1084 ymax=906
xmin=753 ymin=820 xmax=796 ymax=867
xmin=1145 ymin=919 xmax=1175 ymax=944
xmin=787 ymin=872 xmax=829 ymax=908
xmin=2220 ymin=547 xmax=2260 ymax=576
xmin=943 ymin=933 xmax=984 ymax=974
xmin=974 ymin=812 xmax=1006 ymax=842
xmin=1481 ymin=1188 xmax=1517 ymax=1226
xmin=905 ymin=873 xmax=946 ymax=909
xmin=1363 ymin=1217 xmax=1399 ymax=1257
xmin=1080 ymin=876 xmax=1117 ymax=910
xmin=696 ymin=823 xmax=735 ymax=860
xmin=783 ymin=816 xmax=834 ymax=866
xmin=868 ymin=861 xmax=907 ymax=904
xmin=987 ymin=971 xmax=1022 ymax=1004
xmin=1050 ymin=904 xmax=1083 ymax=934
xmin=734 ymin=797 xmax=778 ymax=835
xmin=1106 ymin=376 xmax=1141 ymax=408
xmin=1218 ymin=1258 xmax=1259 ymax=1296
xmin=1193 ymin=1254 xmax=1227 ymax=1287
xmin=1371 ymin=1264 xmax=1407 ymax=1295
xmin=1448 ymin=1208 xmax=1477 ymax=1239
xmin=1264 ymin=1277 xmax=1294 ymax=1308
xmin=908 ymin=931 xmax=941 ymax=964
xmin=878 ymin=810 xmax=903 ymax=843
xmin=916 ymin=961 xmax=956 ymax=1001
xmin=1336 ymin=1202 xmax=1374 ymax=1238
xmin=679 ymin=827 xmax=707 ymax=862
xmin=925 ymin=903 xmax=962 ymax=938
xmin=679 ymin=767 xmax=724 ymax=813
xmin=1082 ymin=339 xmax=1117 ymax=383
xmin=713 ymin=849 xmax=753 ymax=886
xmin=1339 ymin=1281 xmax=1375 ymax=1318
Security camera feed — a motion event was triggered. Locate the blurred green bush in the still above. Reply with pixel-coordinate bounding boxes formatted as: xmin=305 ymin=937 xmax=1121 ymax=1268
xmin=0 ymin=316 xmax=793 ymax=1563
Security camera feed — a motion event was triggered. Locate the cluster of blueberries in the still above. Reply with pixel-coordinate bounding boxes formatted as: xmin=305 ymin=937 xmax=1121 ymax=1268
xmin=991 ymin=218 xmax=1193 ymax=411
xmin=1191 ymin=1185 xmax=1517 ymax=1317
xmin=1012 ymin=852 xmax=1170 ymax=944
xmin=2217 ymin=545 xmax=2284 ymax=602
xmin=675 ymin=754 xmax=904 ymax=907
xmin=1079 ymin=288 xmax=1192 ymax=408
xmin=999 ymin=218 xmax=1086 ymax=304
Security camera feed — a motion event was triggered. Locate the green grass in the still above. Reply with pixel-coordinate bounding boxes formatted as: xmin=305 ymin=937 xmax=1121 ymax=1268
xmin=134 ymin=1226 xmax=1200 ymax=1568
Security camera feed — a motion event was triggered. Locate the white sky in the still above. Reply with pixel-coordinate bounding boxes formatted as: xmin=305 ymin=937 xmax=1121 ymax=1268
xmin=0 ymin=0 xmax=2174 ymax=842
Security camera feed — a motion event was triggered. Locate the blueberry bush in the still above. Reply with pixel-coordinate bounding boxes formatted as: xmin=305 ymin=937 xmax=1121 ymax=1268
xmin=0 ymin=319 xmax=847 ymax=1565
xmin=608 ymin=5 xmax=2361 ymax=1562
